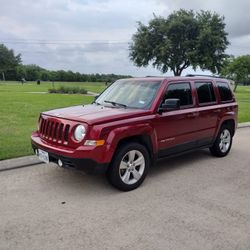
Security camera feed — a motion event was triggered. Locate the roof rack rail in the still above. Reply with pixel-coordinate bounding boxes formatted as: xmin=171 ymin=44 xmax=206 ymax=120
xmin=186 ymin=74 xmax=221 ymax=78
xmin=145 ymin=75 xmax=165 ymax=77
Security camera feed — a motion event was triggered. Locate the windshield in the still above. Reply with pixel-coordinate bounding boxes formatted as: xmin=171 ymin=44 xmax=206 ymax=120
xmin=95 ymin=79 xmax=162 ymax=109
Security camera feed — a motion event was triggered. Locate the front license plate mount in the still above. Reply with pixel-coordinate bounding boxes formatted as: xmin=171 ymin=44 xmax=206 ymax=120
xmin=37 ymin=149 xmax=49 ymax=164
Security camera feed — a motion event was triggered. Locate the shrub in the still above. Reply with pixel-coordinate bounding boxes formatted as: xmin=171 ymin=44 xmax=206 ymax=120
xmin=48 ymin=86 xmax=87 ymax=94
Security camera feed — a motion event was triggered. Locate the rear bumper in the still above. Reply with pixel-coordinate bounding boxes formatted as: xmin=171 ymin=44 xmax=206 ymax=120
xmin=31 ymin=133 xmax=109 ymax=175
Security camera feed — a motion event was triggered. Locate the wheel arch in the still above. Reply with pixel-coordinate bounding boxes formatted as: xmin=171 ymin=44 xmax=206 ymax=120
xmin=220 ymin=119 xmax=236 ymax=136
xmin=114 ymin=134 xmax=155 ymax=165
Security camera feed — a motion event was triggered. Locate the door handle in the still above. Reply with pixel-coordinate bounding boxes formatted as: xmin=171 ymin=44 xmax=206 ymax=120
xmin=187 ymin=112 xmax=199 ymax=118
xmin=213 ymin=109 xmax=221 ymax=113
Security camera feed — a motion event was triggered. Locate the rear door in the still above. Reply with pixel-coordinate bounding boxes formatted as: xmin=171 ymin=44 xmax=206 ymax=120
xmin=194 ymin=81 xmax=220 ymax=146
xmin=154 ymin=81 xmax=200 ymax=157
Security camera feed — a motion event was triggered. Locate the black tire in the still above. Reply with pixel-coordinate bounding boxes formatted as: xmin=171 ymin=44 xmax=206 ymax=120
xmin=210 ymin=125 xmax=233 ymax=157
xmin=106 ymin=142 xmax=150 ymax=191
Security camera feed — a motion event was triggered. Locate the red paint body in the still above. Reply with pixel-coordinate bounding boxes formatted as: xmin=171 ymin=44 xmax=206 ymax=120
xmin=31 ymin=77 xmax=238 ymax=173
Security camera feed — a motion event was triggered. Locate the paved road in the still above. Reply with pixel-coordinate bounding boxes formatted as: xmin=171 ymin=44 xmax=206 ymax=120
xmin=1 ymin=128 xmax=250 ymax=250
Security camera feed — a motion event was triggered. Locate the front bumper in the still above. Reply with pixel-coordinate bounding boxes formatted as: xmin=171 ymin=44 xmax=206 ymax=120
xmin=31 ymin=133 xmax=110 ymax=175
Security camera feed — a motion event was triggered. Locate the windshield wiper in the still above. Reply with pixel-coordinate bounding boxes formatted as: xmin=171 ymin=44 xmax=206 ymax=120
xmin=104 ymin=100 xmax=127 ymax=108
xmin=93 ymin=101 xmax=101 ymax=105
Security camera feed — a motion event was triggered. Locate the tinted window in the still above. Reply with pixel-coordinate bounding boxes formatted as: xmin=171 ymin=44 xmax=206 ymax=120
xmin=217 ymin=82 xmax=233 ymax=102
xmin=195 ymin=82 xmax=216 ymax=104
xmin=165 ymin=83 xmax=193 ymax=106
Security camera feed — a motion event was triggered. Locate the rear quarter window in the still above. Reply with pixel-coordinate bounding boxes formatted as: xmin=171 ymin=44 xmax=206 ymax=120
xmin=216 ymin=82 xmax=233 ymax=102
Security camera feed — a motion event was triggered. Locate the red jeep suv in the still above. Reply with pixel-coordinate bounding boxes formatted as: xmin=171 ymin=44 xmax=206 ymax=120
xmin=31 ymin=76 xmax=238 ymax=191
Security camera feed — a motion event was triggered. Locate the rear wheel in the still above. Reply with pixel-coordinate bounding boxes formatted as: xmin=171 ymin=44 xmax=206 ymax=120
xmin=106 ymin=142 xmax=150 ymax=191
xmin=210 ymin=125 xmax=233 ymax=157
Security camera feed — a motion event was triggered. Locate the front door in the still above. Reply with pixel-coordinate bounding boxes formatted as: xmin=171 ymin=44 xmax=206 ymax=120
xmin=154 ymin=82 xmax=199 ymax=157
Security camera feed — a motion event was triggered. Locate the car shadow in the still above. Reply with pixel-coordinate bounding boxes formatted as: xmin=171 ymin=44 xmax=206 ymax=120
xmin=148 ymin=149 xmax=211 ymax=177
xmin=45 ymin=149 xmax=212 ymax=195
xmin=48 ymin=164 xmax=117 ymax=195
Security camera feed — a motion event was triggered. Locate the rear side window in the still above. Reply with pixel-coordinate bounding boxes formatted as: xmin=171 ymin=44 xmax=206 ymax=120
xmin=217 ymin=82 xmax=233 ymax=102
xmin=195 ymin=82 xmax=216 ymax=104
xmin=165 ymin=82 xmax=193 ymax=107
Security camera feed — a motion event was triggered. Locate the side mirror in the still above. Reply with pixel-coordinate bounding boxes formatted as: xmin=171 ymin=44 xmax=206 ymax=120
xmin=159 ymin=98 xmax=180 ymax=112
xmin=94 ymin=95 xmax=99 ymax=100
xmin=92 ymin=95 xmax=100 ymax=104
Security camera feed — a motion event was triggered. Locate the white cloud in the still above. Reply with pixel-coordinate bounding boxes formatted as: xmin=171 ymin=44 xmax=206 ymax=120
xmin=0 ymin=0 xmax=249 ymax=76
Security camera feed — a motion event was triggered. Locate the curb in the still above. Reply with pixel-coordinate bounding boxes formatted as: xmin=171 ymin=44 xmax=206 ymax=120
xmin=238 ymin=122 xmax=250 ymax=129
xmin=0 ymin=155 xmax=43 ymax=172
xmin=87 ymin=91 xmax=99 ymax=96
xmin=0 ymin=122 xmax=250 ymax=172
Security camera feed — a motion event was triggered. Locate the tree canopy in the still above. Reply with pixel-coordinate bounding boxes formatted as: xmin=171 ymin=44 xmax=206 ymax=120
xmin=0 ymin=44 xmax=21 ymax=80
xmin=0 ymin=44 xmax=131 ymax=82
xmin=221 ymin=55 xmax=250 ymax=91
xmin=3 ymin=62 xmax=131 ymax=82
xmin=129 ymin=9 xmax=229 ymax=76
xmin=16 ymin=64 xmax=131 ymax=82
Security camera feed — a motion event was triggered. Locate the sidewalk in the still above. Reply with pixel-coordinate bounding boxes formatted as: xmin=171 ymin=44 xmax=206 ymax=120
xmin=1 ymin=122 xmax=250 ymax=171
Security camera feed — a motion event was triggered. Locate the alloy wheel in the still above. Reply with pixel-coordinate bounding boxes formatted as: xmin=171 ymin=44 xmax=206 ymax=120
xmin=119 ymin=150 xmax=145 ymax=185
xmin=219 ymin=129 xmax=231 ymax=153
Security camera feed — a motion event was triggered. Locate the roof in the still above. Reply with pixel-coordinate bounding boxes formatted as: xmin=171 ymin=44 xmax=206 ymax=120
xmin=123 ymin=76 xmax=229 ymax=82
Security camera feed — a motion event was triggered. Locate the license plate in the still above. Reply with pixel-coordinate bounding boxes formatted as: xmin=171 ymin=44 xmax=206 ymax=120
xmin=37 ymin=149 xmax=49 ymax=164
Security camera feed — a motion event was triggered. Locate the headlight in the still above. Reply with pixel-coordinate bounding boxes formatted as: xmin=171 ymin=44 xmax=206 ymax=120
xmin=74 ymin=125 xmax=86 ymax=141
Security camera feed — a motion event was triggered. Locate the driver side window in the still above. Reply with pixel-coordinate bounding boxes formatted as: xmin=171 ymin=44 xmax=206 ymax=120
xmin=163 ymin=82 xmax=193 ymax=108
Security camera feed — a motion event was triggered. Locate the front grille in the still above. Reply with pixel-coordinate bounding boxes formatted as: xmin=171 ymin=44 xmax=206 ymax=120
xmin=39 ymin=117 xmax=70 ymax=144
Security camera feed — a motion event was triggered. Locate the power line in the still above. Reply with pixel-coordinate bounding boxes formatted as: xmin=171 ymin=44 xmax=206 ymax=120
xmin=0 ymin=39 xmax=130 ymax=45
xmin=2 ymin=38 xmax=249 ymax=49
xmin=17 ymin=49 xmax=129 ymax=54
xmin=0 ymin=38 xmax=130 ymax=42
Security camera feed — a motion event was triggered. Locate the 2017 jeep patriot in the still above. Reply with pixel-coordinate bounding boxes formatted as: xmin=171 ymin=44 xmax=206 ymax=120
xmin=31 ymin=76 xmax=238 ymax=191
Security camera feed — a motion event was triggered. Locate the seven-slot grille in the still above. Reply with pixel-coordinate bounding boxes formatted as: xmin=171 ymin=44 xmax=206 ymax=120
xmin=39 ymin=117 xmax=70 ymax=144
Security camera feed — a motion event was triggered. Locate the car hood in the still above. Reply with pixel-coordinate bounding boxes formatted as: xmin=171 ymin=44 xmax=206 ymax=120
xmin=43 ymin=104 xmax=150 ymax=125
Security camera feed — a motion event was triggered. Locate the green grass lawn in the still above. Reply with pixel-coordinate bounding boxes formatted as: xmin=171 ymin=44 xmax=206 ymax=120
xmin=234 ymin=86 xmax=250 ymax=123
xmin=0 ymin=81 xmax=106 ymax=160
xmin=0 ymin=82 xmax=249 ymax=160
xmin=0 ymin=81 xmax=106 ymax=93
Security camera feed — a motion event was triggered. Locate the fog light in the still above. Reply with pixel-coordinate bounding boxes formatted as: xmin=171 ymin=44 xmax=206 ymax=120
xmin=58 ymin=159 xmax=63 ymax=167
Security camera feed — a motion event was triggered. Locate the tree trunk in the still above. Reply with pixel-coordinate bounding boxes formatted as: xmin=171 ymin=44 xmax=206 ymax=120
xmin=173 ymin=66 xmax=183 ymax=76
xmin=2 ymin=72 xmax=5 ymax=81
xmin=233 ymin=82 xmax=238 ymax=92
xmin=174 ymin=70 xmax=182 ymax=76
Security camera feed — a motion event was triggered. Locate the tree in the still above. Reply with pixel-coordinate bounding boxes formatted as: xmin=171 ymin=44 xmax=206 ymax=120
xmin=21 ymin=64 xmax=44 ymax=81
xmin=0 ymin=44 xmax=21 ymax=80
xmin=129 ymin=10 xmax=229 ymax=76
xmin=40 ymin=70 xmax=50 ymax=81
xmin=221 ymin=55 xmax=250 ymax=92
xmin=16 ymin=65 xmax=26 ymax=80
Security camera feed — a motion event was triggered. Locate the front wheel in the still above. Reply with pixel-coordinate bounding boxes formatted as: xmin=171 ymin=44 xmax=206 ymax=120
xmin=210 ymin=125 xmax=233 ymax=157
xmin=106 ymin=142 xmax=150 ymax=191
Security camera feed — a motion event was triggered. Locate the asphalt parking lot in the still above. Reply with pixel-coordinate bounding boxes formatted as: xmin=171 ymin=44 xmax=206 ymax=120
xmin=0 ymin=128 xmax=250 ymax=250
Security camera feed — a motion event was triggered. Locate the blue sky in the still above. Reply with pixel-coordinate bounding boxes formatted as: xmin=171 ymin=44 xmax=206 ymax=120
xmin=0 ymin=0 xmax=249 ymax=76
